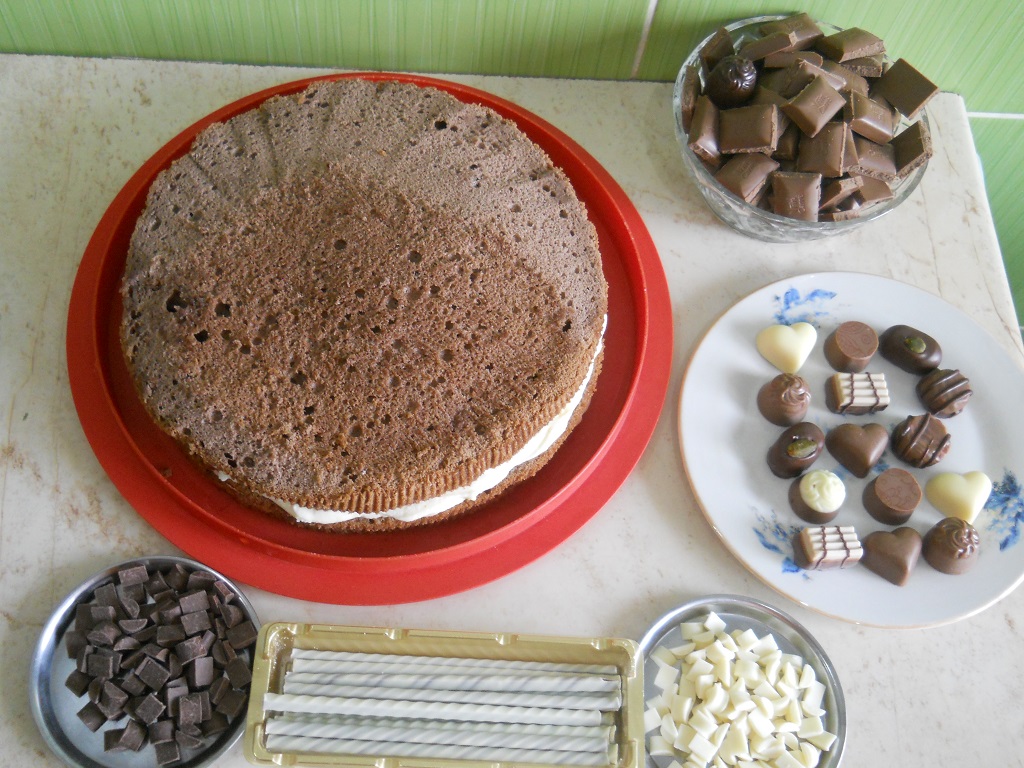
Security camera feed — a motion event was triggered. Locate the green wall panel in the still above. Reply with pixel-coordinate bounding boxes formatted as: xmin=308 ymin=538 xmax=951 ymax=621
xmin=0 ymin=0 xmax=650 ymax=80
xmin=638 ymin=0 xmax=1024 ymax=113
xmin=971 ymin=117 xmax=1024 ymax=325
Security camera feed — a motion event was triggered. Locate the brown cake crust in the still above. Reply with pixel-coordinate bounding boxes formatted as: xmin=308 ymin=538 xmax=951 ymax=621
xmin=121 ymin=79 xmax=607 ymax=528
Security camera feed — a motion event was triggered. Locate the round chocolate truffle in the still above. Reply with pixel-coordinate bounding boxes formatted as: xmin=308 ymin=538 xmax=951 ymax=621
xmin=923 ymin=517 xmax=980 ymax=575
xmin=823 ymin=321 xmax=878 ymax=372
xmin=863 ymin=467 xmax=922 ymax=525
xmin=891 ymin=413 xmax=951 ymax=468
xmin=789 ymin=469 xmax=845 ymax=524
xmin=757 ymin=373 xmax=811 ymax=426
xmin=916 ymin=368 xmax=972 ymax=418
xmin=879 ymin=324 xmax=941 ymax=374
xmin=705 ymin=55 xmax=758 ymax=108
xmin=767 ymin=421 xmax=825 ymax=479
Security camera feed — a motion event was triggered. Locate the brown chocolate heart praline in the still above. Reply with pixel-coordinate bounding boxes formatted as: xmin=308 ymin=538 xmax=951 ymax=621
xmin=825 ymin=422 xmax=888 ymax=478
xmin=861 ymin=527 xmax=922 ymax=586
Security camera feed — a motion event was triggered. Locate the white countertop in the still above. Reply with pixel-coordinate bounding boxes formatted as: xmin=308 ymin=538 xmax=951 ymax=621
xmin=2 ymin=55 xmax=1023 ymax=767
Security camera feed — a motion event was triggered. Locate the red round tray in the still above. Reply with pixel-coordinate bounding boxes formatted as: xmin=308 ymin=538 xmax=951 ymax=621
xmin=67 ymin=73 xmax=672 ymax=604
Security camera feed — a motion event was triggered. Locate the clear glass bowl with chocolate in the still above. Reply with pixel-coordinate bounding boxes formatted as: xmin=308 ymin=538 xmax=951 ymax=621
xmin=673 ymin=14 xmax=933 ymax=242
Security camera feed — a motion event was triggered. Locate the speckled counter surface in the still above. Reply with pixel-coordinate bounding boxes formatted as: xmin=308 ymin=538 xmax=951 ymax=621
xmin=2 ymin=55 xmax=1023 ymax=767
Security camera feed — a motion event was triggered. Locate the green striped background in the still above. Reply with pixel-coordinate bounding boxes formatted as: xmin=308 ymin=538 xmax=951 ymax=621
xmin=2 ymin=0 xmax=1021 ymax=322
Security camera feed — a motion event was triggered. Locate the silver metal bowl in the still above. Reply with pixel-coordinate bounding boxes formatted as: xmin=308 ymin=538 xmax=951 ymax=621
xmin=29 ymin=555 xmax=259 ymax=768
xmin=639 ymin=594 xmax=846 ymax=768
xmin=674 ymin=15 xmax=929 ymax=242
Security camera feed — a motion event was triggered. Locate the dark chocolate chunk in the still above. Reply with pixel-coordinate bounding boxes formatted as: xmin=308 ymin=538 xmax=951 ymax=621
xmin=136 ymin=656 xmax=172 ymax=691
xmin=225 ymin=655 xmax=253 ymax=688
xmin=77 ymin=701 xmax=107 ymax=732
xmin=181 ymin=609 xmax=212 ymax=637
xmin=215 ymin=688 xmax=248 ymax=719
xmin=188 ymin=656 xmax=216 ymax=689
xmin=225 ymin=620 xmax=258 ymax=650
xmin=132 ymin=691 xmax=167 ymax=724
xmin=149 ymin=718 xmax=176 ymax=744
xmin=65 ymin=629 xmax=89 ymax=659
xmin=65 ymin=669 xmax=92 ymax=697
xmin=155 ymin=740 xmax=181 ymax=766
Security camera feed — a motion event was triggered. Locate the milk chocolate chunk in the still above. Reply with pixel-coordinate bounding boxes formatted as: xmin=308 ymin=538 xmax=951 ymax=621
xmin=706 ymin=55 xmax=758 ymax=108
xmin=826 ymin=422 xmax=888 ymax=478
xmin=763 ymin=50 xmax=824 ymax=69
xmin=891 ymin=413 xmax=951 ymax=468
xmin=843 ymin=54 xmax=885 ymax=78
xmin=700 ymin=26 xmax=736 ymax=72
xmin=720 ymin=104 xmax=779 ymax=153
xmin=770 ymin=171 xmax=821 ymax=220
xmin=738 ymin=30 xmax=798 ymax=62
xmin=849 ymin=136 xmax=897 ymax=182
xmin=760 ymin=13 xmax=824 ymax=51
xmin=861 ymin=527 xmax=922 ymax=586
xmin=688 ymin=95 xmax=721 ymax=166
xmin=891 ymin=119 xmax=933 ymax=179
xmin=816 ymin=27 xmax=885 ymax=63
xmin=852 ymin=175 xmax=893 ymax=206
xmin=845 ymin=90 xmax=895 ymax=144
xmin=679 ymin=64 xmax=701 ymax=133
xmin=872 ymin=58 xmax=938 ymax=119
xmin=821 ymin=59 xmax=870 ymax=96
xmin=783 ymin=76 xmax=846 ymax=137
xmin=767 ymin=421 xmax=825 ymax=478
xmin=923 ymin=517 xmax=980 ymax=574
xmin=824 ymin=320 xmax=878 ymax=372
xmin=793 ymin=525 xmax=863 ymax=570
xmin=757 ymin=372 xmax=811 ymax=426
xmin=863 ymin=467 xmax=922 ymax=524
xmin=715 ymin=153 xmax=780 ymax=202
xmin=760 ymin=64 xmax=814 ymax=99
xmin=825 ymin=371 xmax=889 ymax=414
xmin=775 ymin=122 xmax=801 ymax=161
xmin=789 ymin=469 xmax=845 ymax=523
xmin=797 ymin=122 xmax=848 ymax=178
xmin=879 ymin=324 xmax=942 ymax=373
xmin=819 ymin=176 xmax=863 ymax=210
xmin=917 ymin=368 xmax=972 ymax=417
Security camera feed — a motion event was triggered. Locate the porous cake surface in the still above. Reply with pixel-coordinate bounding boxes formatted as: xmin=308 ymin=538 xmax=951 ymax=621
xmin=121 ymin=79 xmax=607 ymax=526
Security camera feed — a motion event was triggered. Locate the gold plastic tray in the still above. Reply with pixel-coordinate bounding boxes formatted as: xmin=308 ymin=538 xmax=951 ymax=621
xmin=244 ymin=622 xmax=643 ymax=768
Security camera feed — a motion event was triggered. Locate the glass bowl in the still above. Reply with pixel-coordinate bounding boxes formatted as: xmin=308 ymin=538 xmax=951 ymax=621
xmin=673 ymin=15 xmax=930 ymax=242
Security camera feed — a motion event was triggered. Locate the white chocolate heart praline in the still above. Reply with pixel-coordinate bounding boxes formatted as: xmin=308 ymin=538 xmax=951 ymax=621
xmin=756 ymin=322 xmax=817 ymax=374
xmin=924 ymin=471 xmax=992 ymax=524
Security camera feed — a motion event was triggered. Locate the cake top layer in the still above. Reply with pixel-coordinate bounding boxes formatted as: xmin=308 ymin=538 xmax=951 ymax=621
xmin=121 ymin=79 xmax=607 ymax=513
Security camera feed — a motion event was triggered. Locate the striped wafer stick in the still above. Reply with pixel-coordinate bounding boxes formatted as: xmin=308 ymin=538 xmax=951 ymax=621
xmin=263 ymin=693 xmax=608 ymax=726
xmin=265 ymin=716 xmax=611 ymax=752
xmin=288 ymin=649 xmax=617 ymax=675
xmin=279 ymin=669 xmax=620 ymax=693
xmin=264 ymin=734 xmax=614 ymax=765
xmin=280 ymin=680 xmax=622 ymax=709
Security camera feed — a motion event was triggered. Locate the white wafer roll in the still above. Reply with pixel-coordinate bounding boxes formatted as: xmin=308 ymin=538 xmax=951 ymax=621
xmin=279 ymin=669 xmax=620 ymax=693
xmin=280 ymin=680 xmax=622 ymax=710
xmin=264 ymin=734 xmax=612 ymax=765
xmin=288 ymin=649 xmax=617 ymax=675
xmin=269 ymin=713 xmax=614 ymax=740
xmin=263 ymin=693 xmax=606 ymax=725
xmin=265 ymin=717 xmax=610 ymax=752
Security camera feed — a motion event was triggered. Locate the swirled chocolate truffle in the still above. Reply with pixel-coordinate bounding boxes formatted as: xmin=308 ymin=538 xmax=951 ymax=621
xmin=879 ymin=324 xmax=941 ymax=374
xmin=916 ymin=368 xmax=972 ymax=417
xmin=706 ymin=55 xmax=758 ymax=108
xmin=757 ymin=373 xmax=811 ymax=426
xmin=891 ymin=413 xmax=950 ymax=468
xmin=923 ymin=517 xmax=980 ymax=574
xmin=767 ymin=421 xmax=825 ymax=478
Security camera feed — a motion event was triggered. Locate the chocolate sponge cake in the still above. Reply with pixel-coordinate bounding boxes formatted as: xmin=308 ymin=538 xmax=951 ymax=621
xmin=120 ymin=78 xmax=607 ymax=531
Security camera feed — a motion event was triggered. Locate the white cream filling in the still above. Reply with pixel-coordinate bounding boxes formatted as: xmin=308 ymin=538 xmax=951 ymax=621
xmin=259 ymin=318 xmax=606 ymax=525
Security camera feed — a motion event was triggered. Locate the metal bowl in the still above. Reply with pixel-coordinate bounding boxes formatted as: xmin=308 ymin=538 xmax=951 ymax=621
xmin=29 ymin=555 xmax=259 ymax=768
xmin=639 ymin=594 xmax=845 ymax=767
xmin=674 ymin=15 xmax=929 ymax=242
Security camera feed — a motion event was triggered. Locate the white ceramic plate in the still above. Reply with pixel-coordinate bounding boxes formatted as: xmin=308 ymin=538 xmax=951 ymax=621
xmin=679 ymin=272 xmax=1024 ymax=627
